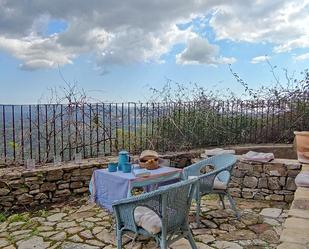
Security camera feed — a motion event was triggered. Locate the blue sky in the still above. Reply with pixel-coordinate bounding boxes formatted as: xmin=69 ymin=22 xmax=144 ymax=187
xmin=0 ymin=1 xmax=308 ymax=104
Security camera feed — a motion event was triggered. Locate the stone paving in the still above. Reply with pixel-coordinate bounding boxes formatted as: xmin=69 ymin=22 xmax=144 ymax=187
xmin=0 ymin=196 xmax=288 ymax=249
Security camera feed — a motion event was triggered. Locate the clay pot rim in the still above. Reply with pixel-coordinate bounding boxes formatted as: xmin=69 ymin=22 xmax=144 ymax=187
xmin=294 ymin=131 xmax=309 ymax=136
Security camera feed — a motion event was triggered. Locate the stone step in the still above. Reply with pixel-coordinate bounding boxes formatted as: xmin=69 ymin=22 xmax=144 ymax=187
xmin=283 ymin=217 xmax=309 ymax=229
xmin=288 ymin=208 xmax=309 ymax=219
xmin=277 ymin=242 xmax=308 ymax=249
xmin=280 ymin=228 xmax=309 ymax=245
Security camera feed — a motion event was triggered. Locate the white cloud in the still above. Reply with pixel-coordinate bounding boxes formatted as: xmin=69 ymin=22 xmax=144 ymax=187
xmin=0 ymin=35 xmax=76 ymax=70
xmin=250 ymin=55 xmax=271 ymax=64
xmin=209 ymin=0 xmax=309 ymax=53
xmin=0 ymin=1 xmax=213 ymax=70
xmin=176 ymin=37 xmax=236 ymax=65
xmin=293 ymin=52 xmax=309 ymax=61
xmin=0 ymin=0 xmax=308 ymax=70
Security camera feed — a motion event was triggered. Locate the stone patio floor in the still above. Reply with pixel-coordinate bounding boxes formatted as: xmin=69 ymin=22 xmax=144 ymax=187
xmin=0 ymin=196 xmax=288 ymax=249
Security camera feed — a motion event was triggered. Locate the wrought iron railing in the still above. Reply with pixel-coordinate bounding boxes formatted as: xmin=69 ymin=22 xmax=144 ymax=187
xmin=1 ymin=96 xmax=309 ymax=165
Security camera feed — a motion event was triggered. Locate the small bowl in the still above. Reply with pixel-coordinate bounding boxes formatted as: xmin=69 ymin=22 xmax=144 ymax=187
xmin=108 ymin=162 xmax=118 ymax=172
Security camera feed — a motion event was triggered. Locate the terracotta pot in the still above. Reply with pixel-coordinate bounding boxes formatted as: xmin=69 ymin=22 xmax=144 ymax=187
xmin=294 ymin=131 xmax=309 ymax=163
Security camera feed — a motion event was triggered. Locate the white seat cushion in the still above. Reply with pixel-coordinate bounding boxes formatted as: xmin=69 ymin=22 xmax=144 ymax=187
xmin=213 ymin=177 xmax=227 ymax=190
xmin=134 ymin=206 xmax=162 ymax=234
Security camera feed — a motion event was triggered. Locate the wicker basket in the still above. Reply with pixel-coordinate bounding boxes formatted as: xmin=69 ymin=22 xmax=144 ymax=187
xmin=139 ymin=158 xmax=160 ymax=170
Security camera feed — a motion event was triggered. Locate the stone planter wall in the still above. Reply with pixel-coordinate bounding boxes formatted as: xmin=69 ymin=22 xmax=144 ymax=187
xmin=229 ymin=157 xmax=301 ymax=203
xmin=0 ymin=152 xmax=302 ymax=212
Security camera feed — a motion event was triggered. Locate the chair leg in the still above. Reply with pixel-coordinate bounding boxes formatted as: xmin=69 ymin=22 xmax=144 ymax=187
xmin=196 ymin=198 xmax=201 ymax=227
xmin=159 ymin=237 xmax=167 ymax=249
xmin=116 ymin=229 xmax=122 ymax=249
xmin=226 ymin=192 xmax=240 ymax=219
xmin=186 ymin=229 xmax=198 ymax=249
xmin=219 ymin=194 xmax=225 ymax=209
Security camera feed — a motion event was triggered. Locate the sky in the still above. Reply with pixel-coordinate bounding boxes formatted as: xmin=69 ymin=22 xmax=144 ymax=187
xmin=0 ymin=0 xmax=309 ymax=104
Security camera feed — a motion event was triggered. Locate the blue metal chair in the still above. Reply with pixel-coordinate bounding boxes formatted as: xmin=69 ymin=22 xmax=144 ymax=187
xmin=183 ymin=154 xmax=240 ymax=226
xmin=112 ymin=179 xmax=198 ymax=249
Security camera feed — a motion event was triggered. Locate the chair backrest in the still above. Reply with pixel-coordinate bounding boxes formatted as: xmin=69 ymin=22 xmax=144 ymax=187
xmin=183 ymin=154 xmax=237 ymax=185
xmin=113 ymin=178 xmax=197 ymax=233
xmin=160 ymin=179 xmax=197 ymax=232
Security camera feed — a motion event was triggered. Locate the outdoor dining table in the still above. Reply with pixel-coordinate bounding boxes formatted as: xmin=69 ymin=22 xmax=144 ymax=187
xmin=89 ymin=165 xmax=183 ymax=211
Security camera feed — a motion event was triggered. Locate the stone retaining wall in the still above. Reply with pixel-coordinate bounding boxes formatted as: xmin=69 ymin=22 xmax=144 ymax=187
xmin=0 ymin=153 xmax=301 ymax=212
xmin=0 ymin=159 xmax=111 ymax=212
xmin=229 ymin=157 xmax=301 ymax=203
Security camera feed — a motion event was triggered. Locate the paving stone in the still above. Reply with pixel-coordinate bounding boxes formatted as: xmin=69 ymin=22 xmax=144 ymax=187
xmin=66 ymin=226 xmax=84 ymax=234
xmin=169 ymin=238 xmax=196 ymax=249
xmin=66 ymin=211 xmax=97 ymax=220
xmin=0 ymin=221 xmax=8 ymax=232
xmin=213 ymin=241 xmax=243 ymax=249
xmin=103 ymin=245 xmax=117 ymax=249
xmin=238 ymin=239 xmax=266 ymax=246
xmin=56 ymin=221 xmax=77 ymax=229
xmin=62 ymin=242 xmax=100 ymax=249
xmin=259 ymin=229 xmax=279 ymax=243
xmin=201 ymin=219 xmax=217 ymax=228
xmin=85 ymin=217 xmax=101 ymax=222
xmin=3 ymin=245 xmax=16 ymax=249
xmin=260 ymin=208 xmax=282 ymax=218
xmin=80 ymin=230 xmax=94 ymax=239
xmin=69 ymin=234 xmax=84 ymax=243
xmin=8 ymin=222 xmax=25 ymax=230
xmin=217 ymin=229 xmax=257 ymax=241
xmin=263 ymin=217 xmax=281 ymax=226
xmin=39 ymin=231 xmax=59 ymax=237
xmin=95 ymin=230 xmax=118 ymax=245
xmin=92 ymin=226 xmax=104 ymax=235
xmin=86 ymin=239 xmax=105 ymax=247
xmin=37 ymin=226 xmax=54 ymax=232
xmin=239 ymin=212 xmax=260 ymax=225
xmin=47 ymin=213 xmax=67 ymax=222
xmin=47 ymin=241 xmax=62 ymax=249
xmin=50 ymin=231 xmax=67 ymax=241
xmin=80 ymin=221 xmax=95 ymax=229
xmin=30 ymin=217 xmax=46 ymax=223
xmin=76 ymin=203 xmax=97 ymax=212
xmin=0 ymin=231 xmax=9 ymax=238
xmin=16 ymin=236 xmax=50 ymax=249
xmin=40 ymin=221 xmax=56 ymax=227
xmin=248 ymin=223 xmax=271 ymax=234
xmin=194 ymin=234 xmax=215 ymax=244
xmin=11 ymin=230 xmax=32 ymax=236
xmin=219 ymin=224 xmax=237 ymax=232
xmin=0 ymin=238 xmax=9 ymax=247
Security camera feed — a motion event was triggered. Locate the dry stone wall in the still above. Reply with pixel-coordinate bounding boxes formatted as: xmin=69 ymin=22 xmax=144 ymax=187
xmin=0 ymin=154 xmax=301 ymax=212
xmin=229 ymin=157 xmax=301 ymax=203
xmin=0 ymin=159 xmax=110 ymax=212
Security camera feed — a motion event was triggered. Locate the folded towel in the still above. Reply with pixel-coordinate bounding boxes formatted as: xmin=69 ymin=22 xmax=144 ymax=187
xmin=201 ymin=148 xmax=235 ymax=158
xmin=242 ymin=151 xmax=274 ymax=162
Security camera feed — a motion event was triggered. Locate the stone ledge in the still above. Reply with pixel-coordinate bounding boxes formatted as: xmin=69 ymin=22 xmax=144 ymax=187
xmin=278 ymin=163 xmax=309 ymax=248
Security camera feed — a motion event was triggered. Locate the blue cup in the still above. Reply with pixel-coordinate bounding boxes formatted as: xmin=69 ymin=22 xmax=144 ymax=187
xmin=122 ymin=163 xmax=132 ymax=173
xmin=108 ymin=162 xmax=118 ymax=172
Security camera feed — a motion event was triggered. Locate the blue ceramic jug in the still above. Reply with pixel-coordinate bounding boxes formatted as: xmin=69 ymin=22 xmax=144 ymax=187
xmin=118 ymin=150 xmax=129 ymax=171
